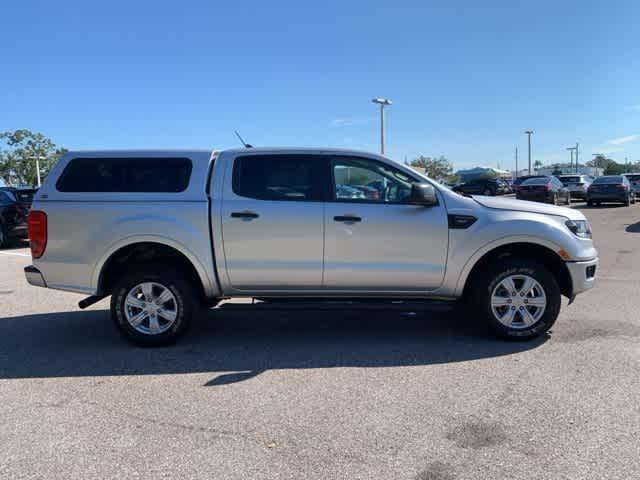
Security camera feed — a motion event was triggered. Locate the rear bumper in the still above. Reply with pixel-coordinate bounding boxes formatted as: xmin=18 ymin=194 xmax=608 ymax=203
xmin=568 ymin=190 xmax=587 ymax=198
xmin=566 ymin=257 xmax=598 ymax=296
xmin=516 ymin=193 xmax=551 ymax=203
xmin=588 ymin=193 xmax=627 ymax=202
xmin=24 ymin=265 xmax=47 ymax=288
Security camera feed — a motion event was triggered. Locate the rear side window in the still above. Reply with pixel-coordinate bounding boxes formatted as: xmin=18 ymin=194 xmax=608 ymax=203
xmin=56 ymin=158 xmax=192 ymax=192
xmin=232 ymin=155 xmax=320 ymax=201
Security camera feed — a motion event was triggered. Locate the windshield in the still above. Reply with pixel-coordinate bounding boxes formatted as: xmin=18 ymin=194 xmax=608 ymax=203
xmin=521 ymin=177 xmax=550 ymax=185
xmin=593 ymin=176 xmax=622 ymax=184
xmin=559 ymin=176 xmax=581 ymax=183
xmin=624 ymin=174 xmax=640 ymax=182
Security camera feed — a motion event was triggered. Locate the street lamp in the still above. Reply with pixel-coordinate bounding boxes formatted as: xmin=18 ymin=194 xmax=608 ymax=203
xmin=29 ymin=155 xmax=48 ymax=187
xmin=524 ymin=130 xmax=534 ymax=174
xmin=566 ymin=146 xmax=576 ymax=171
xmin=372 ymin=97 xmax=392 ymax=155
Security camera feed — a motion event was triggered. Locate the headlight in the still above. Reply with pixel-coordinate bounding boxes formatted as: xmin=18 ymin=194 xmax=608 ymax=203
xmin=565 ymin=220 xmax=592 ymax=238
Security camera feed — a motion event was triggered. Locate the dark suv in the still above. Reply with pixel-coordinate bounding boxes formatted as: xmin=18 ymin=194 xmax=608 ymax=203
xmin=0 ymin=189 xmax=31 ymax=248
xmin=452 ymin=178 xmax=509 ymax=196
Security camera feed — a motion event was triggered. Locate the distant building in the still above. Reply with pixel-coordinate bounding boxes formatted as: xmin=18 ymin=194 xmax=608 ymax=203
xmin=455 ymin=166 xmax=511 ymax=182
xmin=532 ymin=166 xmax=604 ymax=177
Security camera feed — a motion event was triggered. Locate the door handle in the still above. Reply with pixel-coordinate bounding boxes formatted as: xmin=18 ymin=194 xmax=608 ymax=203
xmin=231 ymin=211 xmax=259 ymax=219
xmin=333 ymin=215 xmax=362 ymax=223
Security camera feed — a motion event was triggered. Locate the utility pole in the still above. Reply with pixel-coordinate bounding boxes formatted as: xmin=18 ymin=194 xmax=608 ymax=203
xmin=372 ymin=97 xmax=392 ymax=155
xmin=575 ymin=142 xmax=579 ymax=173
xmin=525 ymin=131 xmax=533 ymax=174
xmin=515 ymin=146 xmax=518 ymax=178
xmin=567 ymin=146 xmax=576 ymax=173
xmin=29 ymin=155 xmax=46 ymax=187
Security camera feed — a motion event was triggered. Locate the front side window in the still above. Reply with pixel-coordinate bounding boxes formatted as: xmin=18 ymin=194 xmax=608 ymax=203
xmin=232 ymin=155 xmax=318 ymax=201
xmin=56 ymin=158 xmax=192 ymax=192
xmin=330 ymin=156 xmax=417 ymax=203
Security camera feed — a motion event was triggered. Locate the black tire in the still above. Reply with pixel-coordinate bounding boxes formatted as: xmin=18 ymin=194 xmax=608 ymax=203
xmin=470 ymin=258 xmax=561 ymax=340
xmin=111 ymin=265 xmax=196 ymax=346
xmin=587 ymin=199 xmax=593 ymax=207
xmin=625 ymin=195 xmax=631 ymax=207
xmin=551 ymin=193 xmax=558 ymax=205
xmin=566 ymin=194 xmax=571 ymax=206
xmin=0 ymin=223 xmax=7 ymax=249
xmin=482 ymin=187 xmax=493 ymax=196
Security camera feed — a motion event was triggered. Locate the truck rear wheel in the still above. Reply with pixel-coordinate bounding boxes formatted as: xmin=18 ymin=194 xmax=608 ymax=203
xmin=471 ymin=258 xmax=561 ymax=340
xmin=111 ymin=266 xmax=196 ymax=346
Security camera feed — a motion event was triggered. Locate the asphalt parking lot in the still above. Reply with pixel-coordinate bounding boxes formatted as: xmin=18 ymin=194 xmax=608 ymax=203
xmin=1 ymin=201 xmax=639 ymax=480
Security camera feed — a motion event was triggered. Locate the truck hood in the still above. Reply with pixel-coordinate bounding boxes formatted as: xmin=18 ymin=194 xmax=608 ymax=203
xmin=473 ymin=195 xmax=585 ymax=220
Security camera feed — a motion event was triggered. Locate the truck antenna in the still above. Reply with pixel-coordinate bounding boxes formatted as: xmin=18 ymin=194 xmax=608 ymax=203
xmin=234 ymin=131 xmax=253 ymax=148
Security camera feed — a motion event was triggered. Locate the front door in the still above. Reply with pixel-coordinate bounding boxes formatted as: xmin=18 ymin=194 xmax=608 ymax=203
xmin=220 ymin=154 xmax=325 ymax=291
xmin=323 ymin=156 xmax=449 ymax=292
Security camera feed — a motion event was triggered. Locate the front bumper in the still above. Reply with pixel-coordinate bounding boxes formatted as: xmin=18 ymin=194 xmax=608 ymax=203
xmin=24 ymin=265 xmax=47 ymax=288
xmin=566 ymin=257 xmax=598 ymax=296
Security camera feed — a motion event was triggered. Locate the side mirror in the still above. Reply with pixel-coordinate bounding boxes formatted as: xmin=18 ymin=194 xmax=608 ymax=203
xmin=410 ymin=183 xmax=437 ymax=206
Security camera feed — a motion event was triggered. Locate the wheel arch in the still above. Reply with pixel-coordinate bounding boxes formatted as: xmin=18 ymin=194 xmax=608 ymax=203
xmin=93 ymin=237 xmax=218 ymax=300
xmin=458 ymin=240 xmax=573 ymax=300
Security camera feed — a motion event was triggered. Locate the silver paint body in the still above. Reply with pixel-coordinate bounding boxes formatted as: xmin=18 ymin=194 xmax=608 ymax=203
xmin=27 ymin=148 xmax=598 ymax=300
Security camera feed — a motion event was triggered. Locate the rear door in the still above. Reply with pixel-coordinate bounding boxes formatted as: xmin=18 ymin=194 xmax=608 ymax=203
xmin=323 ymin=155 xmax=448 ymax=292
xmin=220 ymin=154 xmax=325 ymax=291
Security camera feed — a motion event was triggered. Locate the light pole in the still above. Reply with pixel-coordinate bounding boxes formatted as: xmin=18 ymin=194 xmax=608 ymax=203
xmin=372 ymin=97 xmax=392 ymax=155
xmin=29 ymin=155 xmax=47 ymax=187
xmin=567 ymin=146 xmax=576 ymax=172
xmin=574 ymin=142 xmax=579 ymax=173
xmin=525 ymin=130 xmax=533 ymax=174
xmin=515 ymin=146 xmax=518 ymax=178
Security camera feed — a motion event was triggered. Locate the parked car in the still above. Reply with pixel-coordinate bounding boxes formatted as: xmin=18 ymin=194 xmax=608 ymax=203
xmin=25 ymin=148 xmax=597 ymax=346
xmin=452 ymin=177 xmax=509 ymax=196
xmin=557 ymin=175 xmax=592 ymax=200
xmin=336 ymin=184 xmax=366 ymax=199
xmin=622 ymin=173 xmax=640 ymax=197
xmin=512 ymin=175 xmax=546 ymax=194
xmin=516 ymin=176 xmax=571 ymax=205
xmin=502 ymin=178 xmax=514 ymax=194
xmin=0 ymin=189 xmax=30 ymax=248
xmin=351 ymin=185 xmax=380 ymax=200
xmin=0 ymin=186 xmax=38 ymax=210
xmin=587 ymin=175 xmax=636 ymax=206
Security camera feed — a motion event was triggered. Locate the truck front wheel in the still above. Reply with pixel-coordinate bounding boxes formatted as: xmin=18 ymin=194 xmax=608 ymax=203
xmin=111 ymin=266 xmax=196 ymax=346
xmin=472 ymin=258 xmax=561 ymax=340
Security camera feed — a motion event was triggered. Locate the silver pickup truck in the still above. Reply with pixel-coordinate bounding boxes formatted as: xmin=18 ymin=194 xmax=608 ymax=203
xmin=24 ymin=148 xmax=598 ymax=346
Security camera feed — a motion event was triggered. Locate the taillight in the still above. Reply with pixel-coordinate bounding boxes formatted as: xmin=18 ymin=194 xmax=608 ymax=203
xmin=27 ymin=211 xmax=47 ymax=259
xmin=615 ymin=184 xmax=626 ymax=190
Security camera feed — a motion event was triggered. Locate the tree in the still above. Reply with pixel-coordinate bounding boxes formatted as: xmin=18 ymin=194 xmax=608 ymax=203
xmin=533 ymin=160 xmax=543 ymax=171
xmin=0 ymin=129 xmax=67 ymax=186
xmin=406 ymin=155 xmax=453 ymax=180
xmin=586 ymin=155 xmax=625 ymax=175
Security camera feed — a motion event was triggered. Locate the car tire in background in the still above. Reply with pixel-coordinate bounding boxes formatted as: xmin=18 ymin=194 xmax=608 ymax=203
xmin=551 ymin=193 xmax=558 ymax=205
xmin=482 ymin=187 xmax=493 ymax=196
xmin=111 ymin=265 xmax=196 ymax=347
xmin=471 ymin=258 xmax=561 ymax=341
xmin=0 ymin=223 xmax=7 ymax=249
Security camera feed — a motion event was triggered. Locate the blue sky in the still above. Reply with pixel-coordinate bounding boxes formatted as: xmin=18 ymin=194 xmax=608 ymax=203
xmin=2 ymin=0 xmax=639 ymax=170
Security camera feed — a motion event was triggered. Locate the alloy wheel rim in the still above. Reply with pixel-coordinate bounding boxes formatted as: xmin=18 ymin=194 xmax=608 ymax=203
xmin=490 ymin=274 xmax=547 ymax=329
xmin=124 ymin=282 xmax=178 ymax=335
